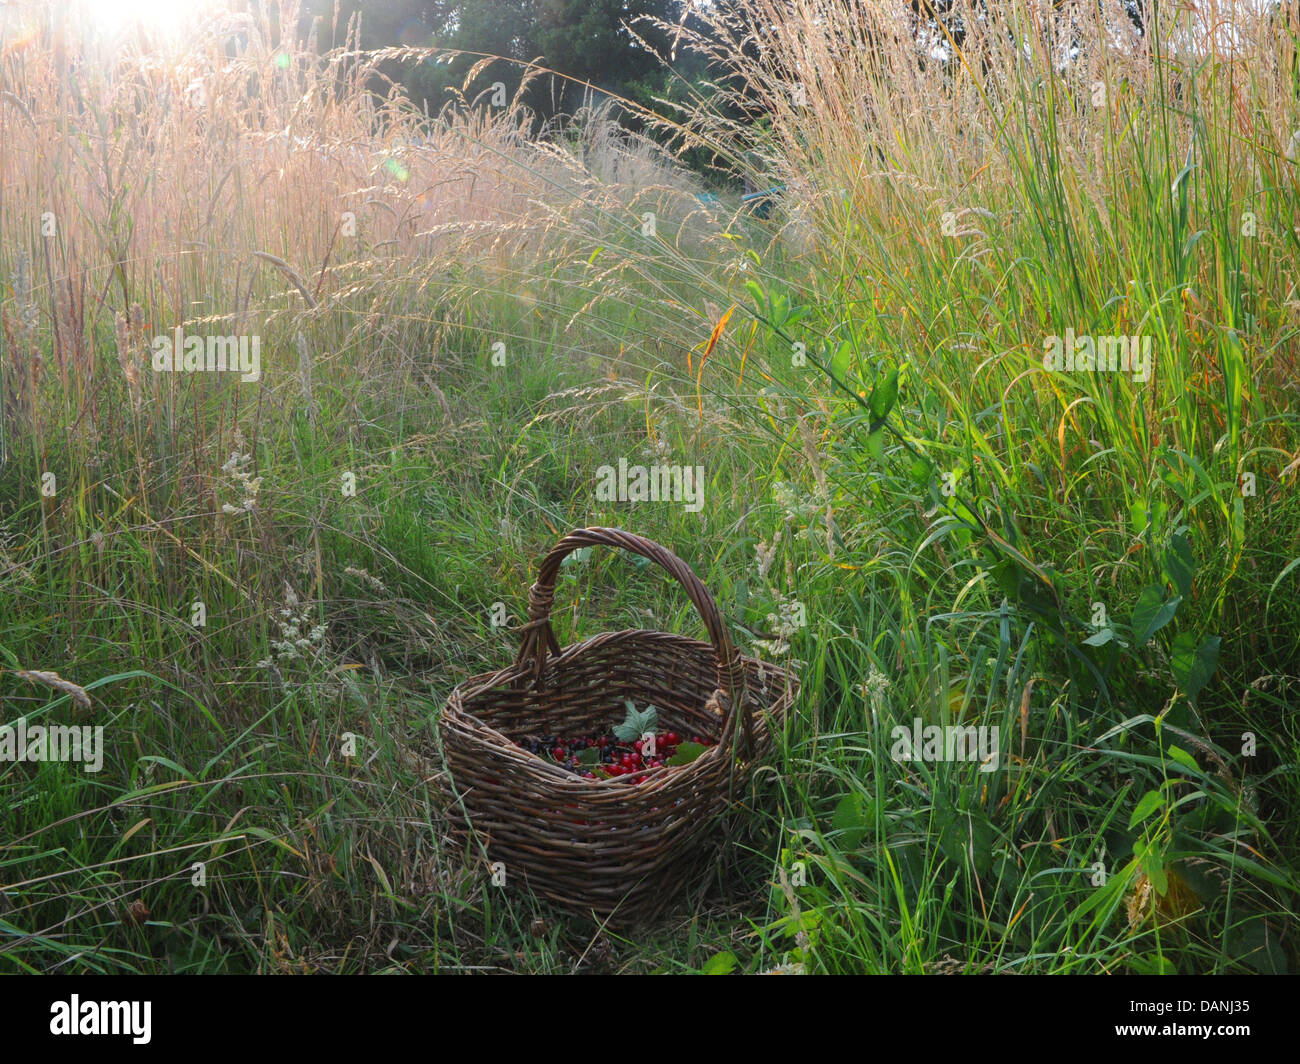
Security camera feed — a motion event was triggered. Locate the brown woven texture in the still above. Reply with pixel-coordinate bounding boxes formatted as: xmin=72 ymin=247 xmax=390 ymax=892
xmin=437 ymin=527 xmax=798 ymax=923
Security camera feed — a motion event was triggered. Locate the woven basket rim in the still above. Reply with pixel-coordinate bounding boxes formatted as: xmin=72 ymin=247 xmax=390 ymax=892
xmin=448 ymin=625 xmax=799 ymax=699
xmin=438 ymin=643 xmax=796 ymax=797
xmin=443 ymin=629 xmax=798 ymax=745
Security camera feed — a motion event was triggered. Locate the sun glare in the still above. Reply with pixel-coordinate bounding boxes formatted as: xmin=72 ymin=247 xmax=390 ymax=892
xmin=76 ymin=0 xmax=220 ymax=40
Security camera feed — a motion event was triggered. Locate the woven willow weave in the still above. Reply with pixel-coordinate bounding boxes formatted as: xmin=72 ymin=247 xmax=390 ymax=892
xmin=438 ymin=528 xmax=799 ymax=922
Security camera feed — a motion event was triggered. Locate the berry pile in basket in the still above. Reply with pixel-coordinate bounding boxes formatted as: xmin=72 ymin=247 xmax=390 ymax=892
xmin=512 ymin=701 xmax=714 ymax=783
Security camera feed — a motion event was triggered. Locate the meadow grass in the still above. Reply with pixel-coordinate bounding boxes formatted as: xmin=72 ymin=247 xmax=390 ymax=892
xmin=0 ymin=0 xmax=1297 ymax=973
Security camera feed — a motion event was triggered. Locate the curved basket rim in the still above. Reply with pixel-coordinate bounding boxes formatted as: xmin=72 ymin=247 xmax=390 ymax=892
xmin=437 ymin=634 xmax=797 ymax=795
xmin=446 ymin=627 xmax=799 ymax=707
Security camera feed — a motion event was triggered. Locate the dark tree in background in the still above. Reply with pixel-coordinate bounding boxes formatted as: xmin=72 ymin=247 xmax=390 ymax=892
xmin=284 ymin=1 xmax=1169 ymax=173
xmin=533 ymin=0 xmax=677 ymax=90
xmin=296 ymin=0 xmax=453 ymax=57
xmin=297 ymin=0 xmax=690 ymax=126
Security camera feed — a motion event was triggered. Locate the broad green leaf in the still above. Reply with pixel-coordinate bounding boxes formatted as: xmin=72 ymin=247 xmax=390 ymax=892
xmin=1163 ymin=533 xmax=1194 ymax=599
xmin=832 ymin=793 xmax=871 ymax=850
xmin=868 ymin=368 xmax=899 ymax=422
xmin=1129 ymin=789 xmax=1164 ymax=829
xmin=702 ymin=950 xmax=737 ymax=974
xmin=771 ymin=292 xmax=790 ymax=327
xmin=1145 ymin=856 xmax=1169 ymax=897
xmin=1129 ymin=501 xmax=1149 ymax=534
xmin=1131 ymin=585 xmax=1181 ymax=645
xmin=1230 ymin=916 xmax=1289 ymax=974
xmin=1167 ymin=745 xmax=1200 ymax=774
xmin=1083 ymin=628 xmax=1114 ymax=647
xmin=992 ymin=558 xmax=1020 ymax=599
xmin=938 ymin=811 xmax=994 ymax=879
xmin=830 ymin=339 xmax=852 ymax=383
xmin=866 ymin=427 xmax=884 ymax=462
xmin=666 ymin=741 xmax=707 ymax=766
xmin=1171 ymin=632 xmax=1220 ymax=705
xmin=614 ymin=701 xmax=658 ymax=742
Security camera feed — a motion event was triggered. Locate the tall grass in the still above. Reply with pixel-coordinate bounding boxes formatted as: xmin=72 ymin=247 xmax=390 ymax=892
xmin=633 ymin=0 xmax=1300 ymax=972
xmin=1 ymin=0 xmax=1296 ymax=973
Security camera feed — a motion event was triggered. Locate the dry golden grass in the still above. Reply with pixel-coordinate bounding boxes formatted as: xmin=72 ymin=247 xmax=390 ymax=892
xmin=0 ymin=0 xmax=726 ymax=505
xmin=646 ymin=0 xmax=1300 ymax=325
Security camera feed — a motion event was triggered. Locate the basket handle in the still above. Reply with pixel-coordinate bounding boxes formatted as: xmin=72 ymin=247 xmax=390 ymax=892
xmin=513 ymin=527 xmax=753 ymax=753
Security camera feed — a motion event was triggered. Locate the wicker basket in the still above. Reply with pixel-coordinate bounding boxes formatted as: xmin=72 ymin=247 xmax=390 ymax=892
xmin=437 ymin=527 xmax=798 ymax=922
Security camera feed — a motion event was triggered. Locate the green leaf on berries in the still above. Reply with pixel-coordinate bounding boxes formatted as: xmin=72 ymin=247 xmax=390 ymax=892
xmin=575 ymin=746 xmax=600 ymax=765
xmin=614 ymin=700 xmax=658 ymax=742
xmin=667 ymin=741 xmax=708 ymax=766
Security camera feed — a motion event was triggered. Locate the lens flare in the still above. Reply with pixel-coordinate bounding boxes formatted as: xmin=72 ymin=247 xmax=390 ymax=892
xmin=74 ymin=0 xmax=219 ymax=39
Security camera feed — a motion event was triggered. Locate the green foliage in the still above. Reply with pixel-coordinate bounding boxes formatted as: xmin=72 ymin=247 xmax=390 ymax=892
xmin=613 ymin=700 xmax=659 ymax=742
